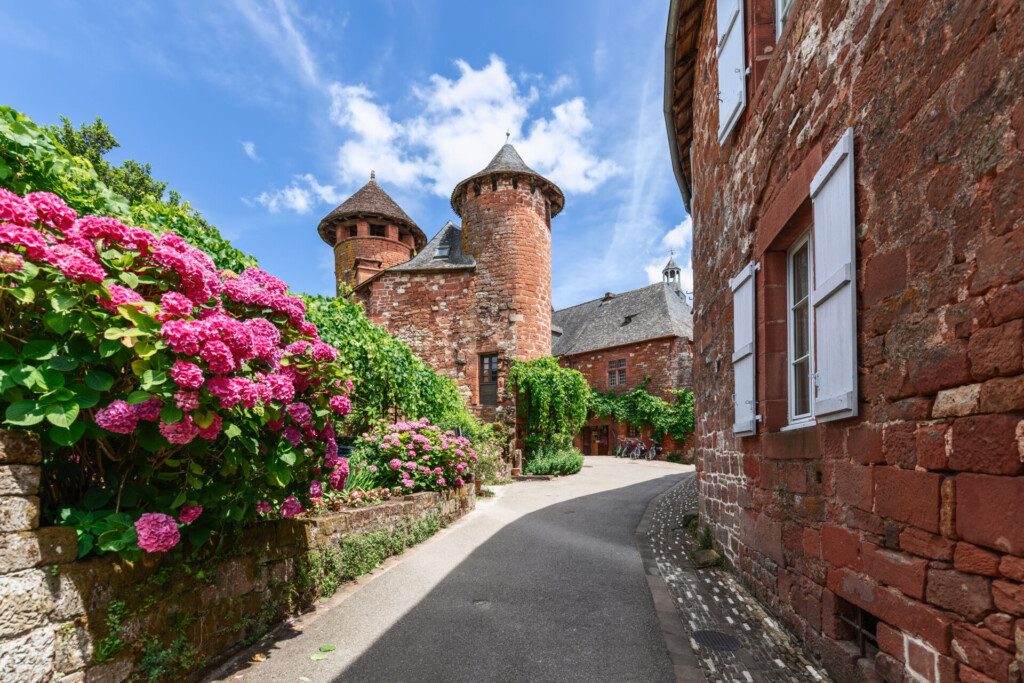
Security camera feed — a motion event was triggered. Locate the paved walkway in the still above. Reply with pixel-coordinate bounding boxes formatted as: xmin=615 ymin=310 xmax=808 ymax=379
xmin=645 ymin=474 xmax=830 ymax=682
xmin=209 ymin=457 xmax=690 ymax=683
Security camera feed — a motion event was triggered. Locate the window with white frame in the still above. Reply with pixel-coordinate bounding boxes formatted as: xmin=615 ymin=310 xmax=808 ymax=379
xmin=608 ymin=359 xmax=627 ymax=387
xmin=776 ymin=0 xmax=796 ymax=37
xmin=787 ymin=232 xmax=814 ymax=425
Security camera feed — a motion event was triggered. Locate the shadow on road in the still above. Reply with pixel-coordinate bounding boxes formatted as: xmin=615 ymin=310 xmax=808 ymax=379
xmin=331 ymin=470 xmax=687 ymax=683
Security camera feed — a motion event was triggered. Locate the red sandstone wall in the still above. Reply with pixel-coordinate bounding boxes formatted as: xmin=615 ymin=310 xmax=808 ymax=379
xmin=687 ymin=1 xmax=1023 ymax=681
xmin=459 ymin=177 xmax=553 ymax=363
xmin=333 ymin=221 xmax=416 ymax=290
xmin=561 ymin=336 xmax=693 ymax=399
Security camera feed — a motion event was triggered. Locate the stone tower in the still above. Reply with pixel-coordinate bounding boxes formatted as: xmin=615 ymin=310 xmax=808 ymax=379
xmin=316 ymin=172 xmax=427 ymax=291
xmin=450 ymin=143 xmax=564 ymax=362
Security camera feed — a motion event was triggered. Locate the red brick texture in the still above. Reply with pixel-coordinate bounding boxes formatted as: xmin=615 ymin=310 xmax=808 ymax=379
xmin=679 ymin=0 xmax=1024 ymax=681
xmin=358 ymin=175 xmax=556 ymax=423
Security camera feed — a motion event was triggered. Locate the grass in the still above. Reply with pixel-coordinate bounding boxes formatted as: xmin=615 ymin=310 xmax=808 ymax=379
xmin=523 ymin=447 xmax=584 ymax=476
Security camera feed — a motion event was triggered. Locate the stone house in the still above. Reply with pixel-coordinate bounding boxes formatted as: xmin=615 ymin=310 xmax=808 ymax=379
xmin=666 ymin=0 xmax=1023 ymax=681
xmin=317 ymin=143 xmax=562 ymax=422
xmin=553 ymin=259 xmax=695 ymax=456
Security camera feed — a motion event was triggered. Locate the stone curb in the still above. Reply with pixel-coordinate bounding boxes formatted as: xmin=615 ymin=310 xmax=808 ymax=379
xmin=635 ymin=481 xmax=707 ymax=683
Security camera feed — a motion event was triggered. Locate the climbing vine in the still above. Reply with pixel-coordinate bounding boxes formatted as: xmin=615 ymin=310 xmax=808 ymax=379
xmin=590 ymin=385 xmax=695 ymax=442
xmin=507 ymin=357 xmax=589 ymax=454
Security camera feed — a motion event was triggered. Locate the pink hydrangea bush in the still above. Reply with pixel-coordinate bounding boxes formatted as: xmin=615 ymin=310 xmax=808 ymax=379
xmin=358 ymin=418 xmax=476 ymax=492
xmin=0 ymin=189 xmax=355 ymax=558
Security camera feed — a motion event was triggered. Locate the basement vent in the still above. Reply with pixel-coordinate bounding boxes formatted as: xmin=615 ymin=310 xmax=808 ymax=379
xmin=692 ymin=630 xmax=742 ymax=652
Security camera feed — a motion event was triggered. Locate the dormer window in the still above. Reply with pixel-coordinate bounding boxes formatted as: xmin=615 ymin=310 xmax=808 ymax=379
xmin=622 ymin=314 xmax=636 ymax=326
xmin=435 ymin=243 xmax=451 ymax=259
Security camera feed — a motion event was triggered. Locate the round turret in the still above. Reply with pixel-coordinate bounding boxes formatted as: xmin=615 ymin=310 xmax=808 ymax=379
xmin=452 ymin=143 xmax=563 ymax=363
xmin=317 ymin=172 xmax=426 ymax=290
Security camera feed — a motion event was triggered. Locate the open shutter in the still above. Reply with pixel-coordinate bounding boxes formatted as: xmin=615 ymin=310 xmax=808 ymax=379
xmin=731 ymin=262 xmax=758 ymax=436
xmin=810 ymin=128 xmax=858 ymax=421
xmin=716 ymin=0 xmax=747 ymax=143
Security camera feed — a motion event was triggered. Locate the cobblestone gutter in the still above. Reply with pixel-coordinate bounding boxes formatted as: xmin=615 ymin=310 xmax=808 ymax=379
xmin=0 ymin=430 xmax=475 ymax=682
xmin=640 ymin=472 xmax=829 ymax=682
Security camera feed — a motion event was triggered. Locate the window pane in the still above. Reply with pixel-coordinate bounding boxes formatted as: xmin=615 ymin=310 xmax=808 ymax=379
xmin=480 ymin=354 xmax=498 ymax=405
xmin=793 ymin=357 xmax=810 ymax=416
xmin=792 ymin=242 xmax=809 ymax=303
xmin=608 ymin=371 xmax=616 ymax=386
xmin=618 ymin=369 xmax=627 ymax=385
xmin=793 ymin=301 xmax=809 ymax=359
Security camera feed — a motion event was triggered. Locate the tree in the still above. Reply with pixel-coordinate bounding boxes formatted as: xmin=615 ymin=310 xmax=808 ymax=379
xmin=46 ymin=115 xmax=167 ymax=204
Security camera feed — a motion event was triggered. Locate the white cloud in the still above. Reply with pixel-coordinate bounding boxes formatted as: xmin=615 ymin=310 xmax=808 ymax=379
xmin=328 ymin=55 xmax=619 ymax=198
xmin=241 ymin=140 xmax=260 ymax=161
xmin=231 ymin=0 xmax=320 ymax=86
xmin=547 ymin=74 xmax=573 ymax=96
xmin=255 ymin=173 xmax=344 ymax=214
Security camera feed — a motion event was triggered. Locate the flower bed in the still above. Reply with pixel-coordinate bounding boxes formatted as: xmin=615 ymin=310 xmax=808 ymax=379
xmin=0 ymin=189 xmax=356 ymax=558
xmin=357 ymin=418 xmax=479 ymax=491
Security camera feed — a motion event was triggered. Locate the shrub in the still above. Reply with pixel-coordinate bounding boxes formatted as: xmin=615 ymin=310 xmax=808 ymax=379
xmin=356 ymin=418 xmax=476 ymax=491
xmin=523 ymin=446 xmax=584 ymax=476
xmin=590 ymin=385 xmax=695 ymax=442
xmin=0 ymin=189 xmax=354 ymax=558
xmin=507 ymin=357 xmax=589 ymax=455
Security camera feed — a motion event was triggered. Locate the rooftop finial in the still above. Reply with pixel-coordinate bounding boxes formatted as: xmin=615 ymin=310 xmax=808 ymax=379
xmin=670 ymin=248 xmax=675 ymax=257
xmin=505 ymin=130 xmax=511 ymax=144
xmin=370 ymin=170 xmax=375 ymax=180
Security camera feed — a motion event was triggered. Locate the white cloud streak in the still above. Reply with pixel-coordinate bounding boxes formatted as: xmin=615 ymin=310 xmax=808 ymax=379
xmin=241 ymin=140 xmax=260 ymax=161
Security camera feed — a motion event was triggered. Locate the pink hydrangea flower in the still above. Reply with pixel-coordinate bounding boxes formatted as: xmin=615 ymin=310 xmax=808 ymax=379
xmin=45 ymin=244 xmax=106 ymax=282
xmin=256 ymin=500 xmax=272 ymax=514
xmin=159 ymin=416 xmax=199 ymax=444
xmin=95 ymin=400 xmax=138 ymax=434
xmin=197 ymin=414 xmax=222 ymax=440
xmin=135 ymin=512 xmax=180 ymax=553
xmin=311 ymin=342 xmax=337 ymax=362
xmin=329 ymin=394 xmax=351 ymax=417
xmin=161 ymin=319 xmax=203 ymax=355
xmin=309 ymin=480 xmax=323 ymax=498
xmin=455 ymin=478 xmax=465 ymax=487
xmin=283 ymin=426 xmax=303 ymax=446
xmin=177 ymin=504 xmax=203 ymax=524
xmin=280 ymin=496 xmax=302 ymax=518
xmin=0 ymin=251 xmax=23 ymax=273
xmin=24 ymin=192 xmax=77 ymax=232
xmin=286 ymin=402 xmax=312 ymax=425
xmin=170 ymin=361 xmax=204 ymax=389
xmin=158 ymin=291 xmax=194 ymax=320
xmin=96 ymin=284 xmax=145 ymax=313
xmin=132 ymin=398 xmax=162 ymax=422
xmin=436 ymin=477 xmax=446 ymax=486
xmin=389 ymin=458 xmax=402 ymax=470
xmin=0 ymin=188 xmax=40 ymax=226
xmin=200 ymin=340 xmax=235 ymax=374
xmin=173 ymin=390 xmax=200 ymax=411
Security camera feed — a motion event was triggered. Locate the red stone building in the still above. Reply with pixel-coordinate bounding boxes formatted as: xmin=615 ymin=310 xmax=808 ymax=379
xmin=319 ymin=144 xmax=563 ymax=421
xmin=553 ymin=259 xmax=695 ymax=456
xmin=666 ymin=0 xmax=1023 ymax=681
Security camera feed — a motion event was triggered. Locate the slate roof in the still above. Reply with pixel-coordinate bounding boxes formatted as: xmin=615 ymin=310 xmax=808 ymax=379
xmin=552 ymin=282 xmax=693 ymax=356
xmin=387 ymin=221 xmax=476 ymax=272
xmin=317 ymin=174 xmax=424 ymax=245
xmin=450 ymin=143 xmax=565 ymax=218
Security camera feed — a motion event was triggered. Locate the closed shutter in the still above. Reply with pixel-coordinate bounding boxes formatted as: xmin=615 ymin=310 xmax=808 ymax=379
xmin=717 ymin=0 xmax=747 ymax=143
xmin=731 ymin=261 xmax=758 ymax=436
xmin=810 ymin=128 xmax=858 ymax=421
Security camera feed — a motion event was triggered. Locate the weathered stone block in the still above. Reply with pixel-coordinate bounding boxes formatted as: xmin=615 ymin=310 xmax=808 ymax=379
xmin=0 ymin=431 xmax=40 ymax=465
xmin=0 ymin=625 xmax=55 ymax=681
xmin=0 ymin=496 xmax=40 ymax=532
xmin=926 ymin=569 xmax=993 ymax=621
xmin=956 ymin=474 xmax=1024 ymax=555
xmin=0 ymin=569 xmax=54 ymax=639
xmin=0 ymin=465 xmax=40 ymax=496
xmin=0 ymin=527 xmax=78 ymax=575
xmin=874 ymin=468 xmax=941 ymax=533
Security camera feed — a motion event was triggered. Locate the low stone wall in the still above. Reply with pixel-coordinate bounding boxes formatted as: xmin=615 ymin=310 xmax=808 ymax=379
xmin=0 ymin=430 xmax=475 ymax=682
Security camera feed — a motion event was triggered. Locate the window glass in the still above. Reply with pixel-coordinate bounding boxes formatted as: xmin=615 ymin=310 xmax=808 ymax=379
xmin=789 ymin=235 xmax=813 ymax=421
xmin=370 ymin=224 xmax=386 ymax=238
xmin=479 ymin=354 xmax=498 ymax=406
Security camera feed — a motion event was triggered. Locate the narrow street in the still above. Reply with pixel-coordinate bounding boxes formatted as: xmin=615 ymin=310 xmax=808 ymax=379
xmin=210 ymin=458 xmax=689 ymax=682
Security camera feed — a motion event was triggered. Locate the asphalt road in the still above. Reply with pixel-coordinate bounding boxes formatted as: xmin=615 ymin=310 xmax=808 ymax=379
xmin=210 ymin=457 xmax=691 ymax=683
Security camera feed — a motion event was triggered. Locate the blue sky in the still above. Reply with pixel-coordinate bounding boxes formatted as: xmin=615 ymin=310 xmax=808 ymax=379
xmin=3 ymin=0 xmax=691 ymax=309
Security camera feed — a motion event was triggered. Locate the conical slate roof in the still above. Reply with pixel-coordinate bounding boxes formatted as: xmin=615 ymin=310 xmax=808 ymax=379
xmin=664 ymin=256 xmax=680 ymax=272
xmin=317 ymin=173 xmax=423 ymax=245
xmin=450 ymin=143 xmax=565 ymax=218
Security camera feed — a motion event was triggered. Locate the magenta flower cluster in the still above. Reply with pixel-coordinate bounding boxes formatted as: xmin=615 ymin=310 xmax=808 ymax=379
xmin=0 ymin=189 xmax=358 ymax=554
xmin=363 ymin=418 xmax=476 ymax=492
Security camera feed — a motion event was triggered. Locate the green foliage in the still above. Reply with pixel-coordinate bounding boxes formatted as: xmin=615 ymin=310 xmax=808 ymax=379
xmin=523 ymin=445 xmax=584 ymax=476
xmin=507 ymin=357 xmax=589 ymax=455
xmin=590 ymin=386 xmax=695 ymax=442
xmin=303 ymin=293 xmax=478 ymax=432
xmin=0 ymin=106 xmax=254 ymax=274
xmin=136 ymin=634 xmax=197 ymax=683
xmin=93 ymin=600 xmax=128 ymax=663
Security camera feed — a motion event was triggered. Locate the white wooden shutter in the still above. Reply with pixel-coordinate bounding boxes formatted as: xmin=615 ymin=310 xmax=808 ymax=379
xmin=731 ymin=262 xmax=758 ymax=436
xmin=717 ymin=0 xmax=747 ymax=143
xmin=810 ymin=128 xmax=858 ymax=422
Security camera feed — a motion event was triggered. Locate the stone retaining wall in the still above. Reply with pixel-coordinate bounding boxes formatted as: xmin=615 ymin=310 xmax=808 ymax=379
xmin=0 ymin=430 xmax=475 ymax=682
